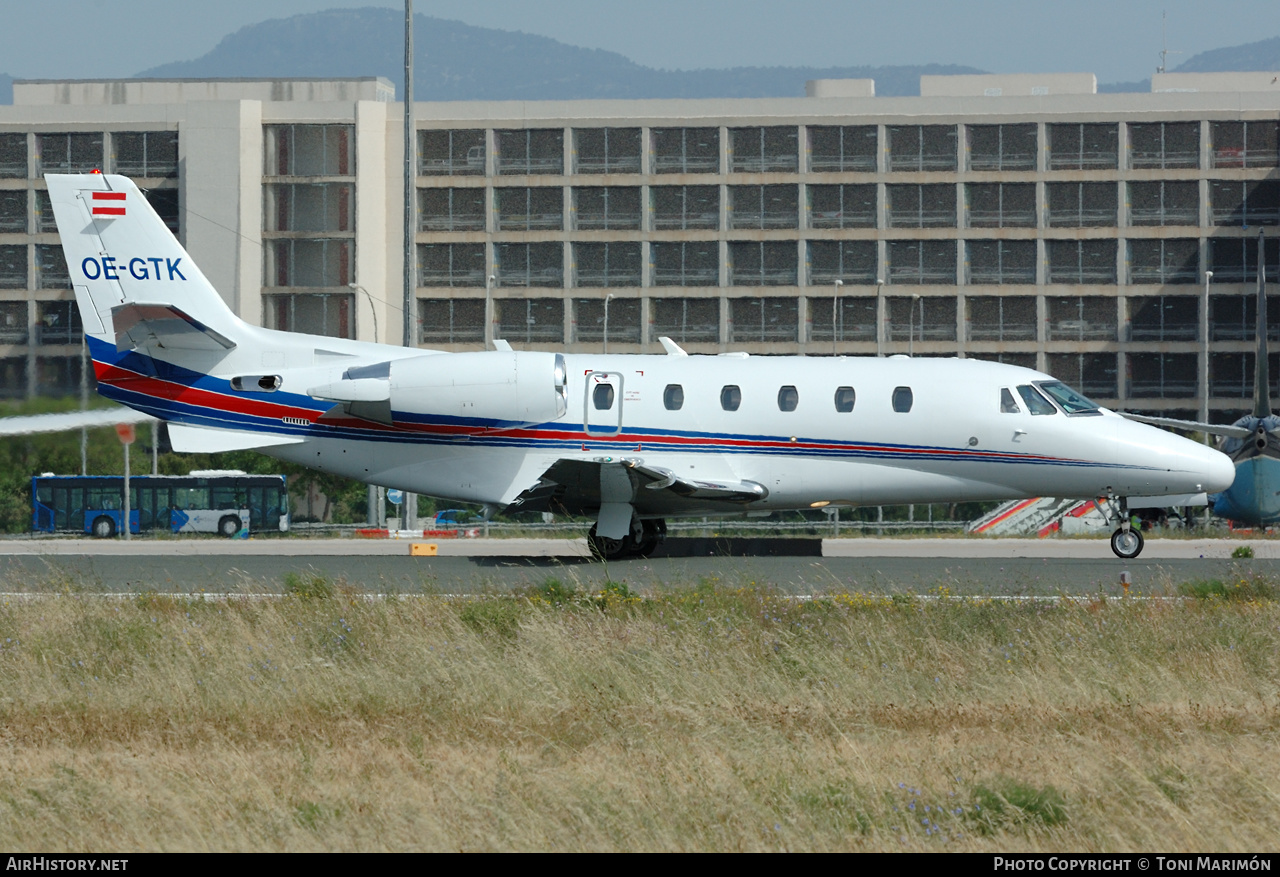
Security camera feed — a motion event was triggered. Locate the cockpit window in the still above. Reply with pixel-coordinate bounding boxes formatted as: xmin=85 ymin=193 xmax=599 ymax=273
xmin=1017 ymin=384 xmax=1057 ymax=415
xmin=1000 ymin=388 xmax=1021 ymax=414
xmin=1036 ymin=381 xmax=1100 ymax=415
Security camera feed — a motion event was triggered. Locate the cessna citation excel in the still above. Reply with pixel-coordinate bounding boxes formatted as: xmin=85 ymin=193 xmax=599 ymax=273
xmin=43 ymin=173 xmax=1233 ymax=559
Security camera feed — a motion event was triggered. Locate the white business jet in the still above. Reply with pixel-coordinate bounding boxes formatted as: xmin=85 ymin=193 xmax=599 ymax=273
xmin=38 ymin=172 xmax=1232 ymax=559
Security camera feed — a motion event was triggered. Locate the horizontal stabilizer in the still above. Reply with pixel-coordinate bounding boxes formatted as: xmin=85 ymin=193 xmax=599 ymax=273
xmin=0 ymin=406 xmax=155 ymax=437
xmin=166 ymin=423 xmax=303 ymax=453
xmin=1119 ymin=412 xmax=1252 ymax=439
xmin=113 ymin=302 xmax=236 ymax=353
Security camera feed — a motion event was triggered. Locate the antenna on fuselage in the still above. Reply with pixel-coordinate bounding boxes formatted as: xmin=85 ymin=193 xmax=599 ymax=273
xmin=1254 ymin=229 xmax=1271 ymax=419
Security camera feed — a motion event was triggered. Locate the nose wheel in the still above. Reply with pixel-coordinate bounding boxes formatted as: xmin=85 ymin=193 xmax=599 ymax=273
xmin=1110 ymin=526 xmax=1144 ymax=559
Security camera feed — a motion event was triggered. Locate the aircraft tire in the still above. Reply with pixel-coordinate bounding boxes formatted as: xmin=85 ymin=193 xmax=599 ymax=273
xmin=587 ymin=524 xmax=631 ymax=561
xmin=633 ymin=519 xmax=667 ymax=558
xmin=218 ymin=515 xmax=242 ymax=538
xmin=1110 ymin=527 xmax=1144 ymax=559
xmin=91 ymin=515 xmax=117 ymax=539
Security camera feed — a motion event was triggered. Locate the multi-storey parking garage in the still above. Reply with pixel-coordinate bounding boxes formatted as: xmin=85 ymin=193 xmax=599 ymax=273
xmin=0 ymin=72 xmax=1276 ymax=424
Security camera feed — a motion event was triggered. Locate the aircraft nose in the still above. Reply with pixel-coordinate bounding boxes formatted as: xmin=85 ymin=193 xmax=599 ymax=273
xmin=1198 ymin=442 xmax=1236 ymax=494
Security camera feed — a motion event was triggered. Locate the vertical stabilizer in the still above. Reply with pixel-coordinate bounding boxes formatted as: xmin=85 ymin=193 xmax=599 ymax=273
xmin=1255 ymin=229 xmax=1271 ymax=418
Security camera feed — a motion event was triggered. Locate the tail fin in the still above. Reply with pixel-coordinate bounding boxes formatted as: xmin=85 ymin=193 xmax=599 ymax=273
xmin=44 ymin=173 xmax=243 ymax=355
xmin=1255 ymin=229 xmax=1270 ymax=419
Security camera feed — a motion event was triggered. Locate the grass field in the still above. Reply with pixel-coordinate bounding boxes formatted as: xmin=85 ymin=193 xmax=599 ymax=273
xmin=0 ymin=571 xmax=1277 ymax=851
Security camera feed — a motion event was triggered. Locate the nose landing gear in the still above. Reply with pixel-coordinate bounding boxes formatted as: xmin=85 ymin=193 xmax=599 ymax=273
xmin=1109 ymin=496 xmax=1145 ymax=559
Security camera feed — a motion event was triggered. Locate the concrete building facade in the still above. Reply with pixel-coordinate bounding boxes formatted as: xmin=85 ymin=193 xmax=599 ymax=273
xmin=0 ymin=73 xmax=1276 ymax=423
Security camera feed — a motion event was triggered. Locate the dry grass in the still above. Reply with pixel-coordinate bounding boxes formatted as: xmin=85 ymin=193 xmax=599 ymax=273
xmin=0 ymin=575 xmax=1278 ymax=851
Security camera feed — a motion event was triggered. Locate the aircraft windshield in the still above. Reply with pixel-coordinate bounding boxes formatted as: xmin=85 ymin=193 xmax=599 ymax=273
xmin=1036 ymin=381 xmax=1100 ymax=415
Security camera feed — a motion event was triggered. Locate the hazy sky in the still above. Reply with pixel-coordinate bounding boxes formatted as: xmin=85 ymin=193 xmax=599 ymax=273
xmin=3 ymin=0 xmax=1276 ymax=83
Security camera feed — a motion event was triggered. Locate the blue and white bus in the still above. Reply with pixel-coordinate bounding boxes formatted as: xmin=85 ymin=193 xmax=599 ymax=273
xmin=32 ymin=471 xmax=290 ymax=538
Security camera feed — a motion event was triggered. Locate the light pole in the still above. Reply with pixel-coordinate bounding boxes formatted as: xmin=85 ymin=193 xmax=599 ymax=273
xmin=1202 ymin=270 xmax=1213 ymax=444
xmin=909 ymin=293 xmax=921 ymax=356
xmin=603 ymin=293 xmax=614 ymax=355
xmin=349 ymin=283 xmax=380 ymax=344
xmin=875 ymin=277 xmax=884 ymax=357
xmin=485 ymin=273 xmax=496 ymax=348
xmin=832 ymin=278 xmax=843 ymax=357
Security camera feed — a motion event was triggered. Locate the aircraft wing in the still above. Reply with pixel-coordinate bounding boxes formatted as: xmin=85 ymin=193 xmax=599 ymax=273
xmin=505 ymin=457 xmax=767 ymax=518
xmin=1118 ymin=412 xmax=1252 ymax=439
xmin=0 ymin=406 xmax=156 ymax=437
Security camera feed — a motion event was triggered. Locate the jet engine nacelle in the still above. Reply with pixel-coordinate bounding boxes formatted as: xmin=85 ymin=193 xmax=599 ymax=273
xmin=390 ymin=350 xmax=568 ymax=429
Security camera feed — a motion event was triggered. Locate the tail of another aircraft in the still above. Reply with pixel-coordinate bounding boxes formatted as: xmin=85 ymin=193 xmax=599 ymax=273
xmin=1254 ymin=229 xmax=1271 ymax=419
xmin=44 ymin=173 xmax=245 ymax=357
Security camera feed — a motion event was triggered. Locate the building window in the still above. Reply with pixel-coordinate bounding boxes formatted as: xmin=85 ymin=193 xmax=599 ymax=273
xmin=573 ymin=187 xmax=641 ymax=230
xmin=777 ymin=385 xmax=799 ymax=412
xmin=35 ymin=356 xmax=84 ymax=397
xmin=495 ymin=242 xmax=563 ymax=288
xmin=264 ymin=125 xmax=352 ymax=176
xmin=573 ymin=127 xmax=641 ymax=174
xmin=266 ymin=239 xmax=352 ymax=288
xmin=418 ymin=243 xmax=486 ymax=287
xmin=808 ymin=125 xmax=877 ymax=173
xmin=651 ymin=186 xmax=719 ymax=230
xmin=1211 ymin=121 xmax=1279 ymax=169
xmin=419 ymin=298 xmax=484 ymax=343
xmin=266 ymin=183 xmax=354 ymax=232
xmin=0 ymin=134 xmax=26 ymax=178
xmin=887 ymin=296 xmax=956 ymax=342
xmin=810 ymin=295 xmax=876 ymax=343
xmin=0 ymin=245 xmax=26 ymax=289
xmin=808 ymin=184 xmax=875 ymax=229
xmin=886 ymin=240 xmax=956 ymax=285
xmin=0 ymin=190 xmax=26 ymax=233
xmin=1046 ymin=353 xmax=1118 ymax=398
xmin=573 ymin=243 xmax=641 ymax=288
xmin=35 ymin=300 xmax=81 ymax=345
xmin=1128 ymin=239 xmax=1198 ymax=285
xmin=966 ymin=240 xmax=1036 ymax=285
xmin=664 ymin=385 xmax=684 ymax=410
xmin=574 ymin=297 xmax=641 ymax=343
xmin=967 ymin=296 xmax=1036 ymax=342
xmin=420 ymin=129 xmax=485 ymax=176
xmin=653 ymin=298 xmax=720 ymax=343
xmin=892 ymin=387 xmax=913 ymax=413
xmin=1046 ymin=240 xmax=1117 ymax=284
xmin=652 ymin=242 xmax=718 ymax=286
xmin=651 ymin=127 xmax=719 ymax=174
xmin=729 ymin=126 xmax=798 ymax=173
xmin=1128 ymin=181 xmax=1199 ymax=226
xmin=1128 ymin=296 xmax=1198 ymax=341
xmin=419 ymin=187 xmax=485 ymax=232
xmin=1212 ymin=353 xmax=1280 ymax=397
xmin=1046 ymin=297 xmax=1117 ymax=341
xmin=0 ymin=358 xmax=27 ymax=397
xmin=729 ymin=297 xmax=798 ymax=342
xmin=967 ymin=124 xmax=1037 ymax=171
xmin=264 ymin=293 xmax=353 ymax=338
xmin=886 ymin=184 xmax=956 ymax=228
xmin=496 ymin=298 xmax=564 ymax=343
xmin=0 ymin=302 xmax=27 ymax=344
xmin=1208 ymin=237 xmax=1280 ymax=284
xmin=1210 ymin=180 xmax=1280 ymax=227
xmin=35 ymin=245 xmax=69 ymax=289
xmin=1128 ymin=353 xmax=1197 ymax=399
xmin=1211 ymin=294 xmax=1280 ymax=341
xmin=37 ymin=133 xmax=103 ymax=174
xmin=496 ymin=187 xmax=563 ymax=231
xmin=720 ymin=385 xmax=742 ymax=411
xmin=1047 ymin=123 xmax=1118 ymax=170
xmin=1047 ymin=182 xmax=1117 ymax=227
xmin=887 ymin=126 xmax=957 ymax=172
xmin=145 ymin=189 xmax=180 ymax=237
xmin=965 ymin=183 xmax=1036 ymax=228
xmin=113 ymin=131 xmax=178 ymax=177
xmin=34 ymin=191 xmax=57 ymax=233
xmin=1128 ymin=122 xmax=1199 ymax=170
xmin=495 ymin=129 xmax=564 ymax=176
xmin=729 ymin=242 xmax=797 ymax=287
xmin=994 ymin=352 xmax=1037 ymax=370
xmin=807 ymin=240 xmax=877 ymax=286
xmin=728 ymin=185 xmax=798 ymax=229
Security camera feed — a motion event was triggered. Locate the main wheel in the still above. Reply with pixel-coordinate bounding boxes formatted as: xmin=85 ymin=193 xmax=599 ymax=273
xmin=1110 ymin=527 xmax=1144 ymax=559
xmin=91 ymin=515 xmax=116 ymax=539
xmin=587 ymin=524 xmax=632 ymax=561
xmin=633 ymin=519 xmax=667 ymax=558
xmin=218 ymin=515 xmax=242 ymax=538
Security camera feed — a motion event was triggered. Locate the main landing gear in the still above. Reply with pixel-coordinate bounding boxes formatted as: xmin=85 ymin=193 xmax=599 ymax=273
xmin=1109 ymin=496 xmax=1144 ymax=559
xmin=587 ymin=519 xmax=666 ymax=560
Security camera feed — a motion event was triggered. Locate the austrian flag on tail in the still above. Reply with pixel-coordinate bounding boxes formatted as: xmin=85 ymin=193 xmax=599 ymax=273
xmin=91 ymin=191 xmax=126 ymax=217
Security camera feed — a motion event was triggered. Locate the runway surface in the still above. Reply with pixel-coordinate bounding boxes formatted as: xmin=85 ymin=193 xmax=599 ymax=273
xmin=0 ymin=536 xmax=1274 ymax=596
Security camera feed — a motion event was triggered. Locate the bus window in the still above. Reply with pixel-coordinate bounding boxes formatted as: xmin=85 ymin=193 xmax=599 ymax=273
xmin=1000 ymin=388 xmax=1021 ymax=414
xmin=175 ymin=486 xmax=210 ymax=509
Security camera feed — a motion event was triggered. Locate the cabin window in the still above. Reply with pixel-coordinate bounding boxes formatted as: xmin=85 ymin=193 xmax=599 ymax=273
xmin=721 ymin=385 xmax=742 ymax=411
xmin=777 ymin=385 xmax=799 ymax=412
xmin=892 ymin=386 xmax=913 ymax=413
xmin=1017 ymin=384 xmax=1057 ymax=415
xmin=664 ymin=384 xmax=684 ymax=410
xmin=592 ymin=383 xmax=615 ymax=410
xmin=834 ymin=386 xmax=855 ymax=413
xmin=1000 ymin=387 xmax=1021 ymax=413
